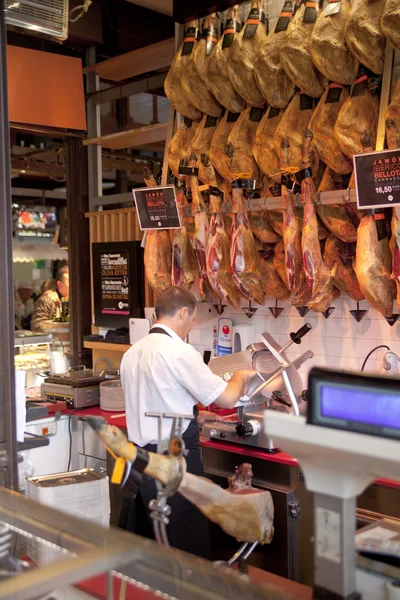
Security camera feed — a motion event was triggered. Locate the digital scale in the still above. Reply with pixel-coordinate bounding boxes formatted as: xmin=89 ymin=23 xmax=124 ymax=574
xmin=265 ymin=367 xmax=400 ymax=600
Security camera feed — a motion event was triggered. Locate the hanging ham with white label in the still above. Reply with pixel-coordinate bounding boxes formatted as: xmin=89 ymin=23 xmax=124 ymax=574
xmin=168 ymin=118 xmax=200 ymax=179
xmin=309 ymin=0 xmax=359 ymax=85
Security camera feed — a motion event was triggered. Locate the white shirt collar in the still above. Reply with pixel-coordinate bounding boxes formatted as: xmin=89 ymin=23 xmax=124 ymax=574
xmin=152 ymin=323 xmax=182 ymax=342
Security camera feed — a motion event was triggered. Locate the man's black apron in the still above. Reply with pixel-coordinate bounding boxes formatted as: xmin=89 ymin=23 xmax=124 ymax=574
xmin=118 ymin=327 xmax=211 ymax=560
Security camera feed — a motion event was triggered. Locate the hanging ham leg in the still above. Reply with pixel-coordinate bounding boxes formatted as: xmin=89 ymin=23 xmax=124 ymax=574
xmin=168 ymin=118 xmax=200 ymax=179
xmin=258 ymin=243 xmax=290 ymax=300
xmin=301 ymin=131 xmax=336 ymax=312
xmin=172 ymin=184 xmax=198 ymax=289
xmin=324 ymin=235 xmax=364 ymax=301
xmin=188 ymin=155 xmax=210 ymax=300
xmin=386 ymin=82 xmax=400 ymax=311
xmin=86 ymin=417 xmax=274 ymax=545
xmin=230 ymin=185 xmax=265 ymax=305
xmin=206 ymin=190 xmax=241 ymax=308
xmin=142 ymin=168 xmax=172 ymax=295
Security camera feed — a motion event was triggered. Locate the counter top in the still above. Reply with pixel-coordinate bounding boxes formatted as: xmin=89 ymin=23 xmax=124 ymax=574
xmin=72 ymin=407 xmax=400 ymax=492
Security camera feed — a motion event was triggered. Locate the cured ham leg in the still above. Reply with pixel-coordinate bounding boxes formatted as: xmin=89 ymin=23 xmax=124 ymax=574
xmin=172 ymin=184 xmax=198 ymax=289
xmin=386 ymin=82 xmax=400 ymax=311
xmin=86 ymin=417 xmax=274 ymax=545
xmin=188 ymin=114 xmax=220 ymax=185
xmin=301 ymin=131 xmax=336 ymax=312
xmin=143 ymin=169 xmax=172 ymax=295
xmin=258 ymin=243 xmax=290 ymax=300
xmin=230 ymin=185 xmax=265 ymax=305
xmin=206 ymin=190 xmax=241 ymax=308
xmin=188 ymin=155 xmax=210 ymax=300
xmin=324 ymin=235 xmax=364 ymax=301
xmin=249 ymin=211 xmax=281 ymax=244
xmin=316 ymin=168 xmax=359 ymax=243
xmin=168 ymin=118 xmax=199 ymax=180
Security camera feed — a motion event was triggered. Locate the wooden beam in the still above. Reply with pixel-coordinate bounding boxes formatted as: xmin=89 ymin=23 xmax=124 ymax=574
xmin=83 ymin=122 xmax=168 ymax=150
xmin=83 ymin=38 xmax=175 ymax=82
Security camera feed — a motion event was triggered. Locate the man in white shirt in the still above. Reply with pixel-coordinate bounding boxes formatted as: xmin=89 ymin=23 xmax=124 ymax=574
xmin=119 ymin=286 xmax=254 ymax=559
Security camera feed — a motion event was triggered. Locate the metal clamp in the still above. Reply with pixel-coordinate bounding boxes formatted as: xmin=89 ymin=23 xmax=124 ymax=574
xmin=144 ymin=412 xmax=194 ymax=547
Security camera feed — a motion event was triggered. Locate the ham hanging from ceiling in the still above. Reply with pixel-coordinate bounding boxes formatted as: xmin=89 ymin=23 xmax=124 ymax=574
xmin=172 ymin=184 xmax=198 ymax=289
xmin=249 ymin=211 xmax=281 ymax=244
xmin=206 ymin=6 xmax=246 ymax=114
xmin=142 ymin=168 xmax=172 ymax=296
xmin=381 ymin=0 xmax=400 ymax=50
xmin=279 ymin=0 xmax=326 ymax=98
xmin=258 ymin=243 xmax=290 ymax=300
xmin=188 ymin=113 xmax=220 ymax=185
xmin=386 ymin=82 xmax=400 ymax=311
xmin=253 ymin=106 xmax=284 ymax=182
xmin=309 ymin=0 xmax=359 ymax=85
xmin=308 ymin=84 xmax=353 ymax=175
xmin=206 ymin=189 xmax=241 ymax=308
xmin=355 ymin=213 xmax=395 ymax=317
xmin=282 ymin=178 xmax=307 ymax=298
xmin=324 ymin=234 xmax=364 ymax=301
xmin=274 ymin=92 xmax=316 ymax=174
xmin=334 ymin=68 xmax=380 ymax=160
xmin=230 ymin=183 xmax=265 ymax=305
xmin=181 ymin=14 xmax=222 ymax=117
xmin=227 ymin=0 xmax=267 ymax=106
xmin=301 ymin=131 xmax=336 ymax=312
xmin=273 ymin=239 xmax=290 ymax=291
xmin=164 ymin=21 xmax=202 ymax=121
xmin=168 ymin=118 xmax=200 ymax=179
xmin=316 ymin=168 xmax=359 ymax=243
xmin=344 ymin=0 xmax=386 ymax=75
xmin=253 ymin=0 xmax=297 ymax=109
xmin=210 ymin=110 xmax=239 ymax=182
xmin=225 ymin=105 xmax=264 ymax=185
xmin=188 ymin=154 xmax=210 ymax=300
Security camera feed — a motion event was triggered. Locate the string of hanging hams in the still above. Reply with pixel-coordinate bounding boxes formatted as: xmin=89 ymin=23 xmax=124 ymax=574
xmin=140 ymin=0 xmax=400 ymax=317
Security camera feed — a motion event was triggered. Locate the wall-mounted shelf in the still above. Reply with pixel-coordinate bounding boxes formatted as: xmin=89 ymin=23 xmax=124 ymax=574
xmin=83 ymin=341 xmax=130 ymax=352
xmin=83 ymin=38 xmax=175 ymax=82
xmin=83 ymin=122 xmax=168 ymax=150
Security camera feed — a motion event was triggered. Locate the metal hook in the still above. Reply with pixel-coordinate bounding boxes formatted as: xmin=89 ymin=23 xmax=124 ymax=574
xmin=342 ymin=189 xmax=351 ymax=204
xmin=315 ymin=191 xmax=322 ymax=206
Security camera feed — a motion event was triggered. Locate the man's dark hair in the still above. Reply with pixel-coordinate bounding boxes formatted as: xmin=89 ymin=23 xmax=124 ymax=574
xmin=56 ymin=266 xmax=69 ymax=284
xmin=155 ymin=286 xmax=197 ymax=319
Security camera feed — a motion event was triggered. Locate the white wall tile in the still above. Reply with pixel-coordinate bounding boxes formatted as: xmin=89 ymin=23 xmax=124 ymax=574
xmin=188 ymin=329 xmax=202 ymax=345
xmin=298 ymin=354 xmax=326 ymax=374
xmin=302 ymin=316 xmax=326 ymax=338
xmin=358 ymin=316 xmax=393 ymax=341
xmin=325 ymin=316 xmax=358 ymax=339
xmin=311 ymin=336 xmax=342 ymax=357
xmin=328 ymin=356 xmax=359 ymax=372
xmin=358 ymin=359 xmax=380 ymax=373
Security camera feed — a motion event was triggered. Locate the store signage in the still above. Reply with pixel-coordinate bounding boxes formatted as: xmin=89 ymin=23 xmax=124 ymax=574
xmin=132 ymin=185 xmax=181 ymax=231
xmin=354 ymin=149 xmax=400 ymax=210
xmin=92 ymin=241 xmax=144 ymax=328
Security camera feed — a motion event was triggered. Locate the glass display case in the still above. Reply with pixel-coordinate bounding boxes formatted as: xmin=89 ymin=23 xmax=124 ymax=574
xmin=14 ymin=333 xmax=53 ymax=388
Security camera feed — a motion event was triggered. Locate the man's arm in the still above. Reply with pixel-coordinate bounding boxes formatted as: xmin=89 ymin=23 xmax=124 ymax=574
xmin=213 ymin=370 xmax=255 ymax=409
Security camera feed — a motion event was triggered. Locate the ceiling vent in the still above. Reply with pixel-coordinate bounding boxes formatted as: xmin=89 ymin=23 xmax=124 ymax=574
xmin=5 ymin=0 xmax=69 ymax=40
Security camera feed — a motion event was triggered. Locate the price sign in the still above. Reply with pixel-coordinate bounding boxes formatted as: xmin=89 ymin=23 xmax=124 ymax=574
xmin=354 ymin=149 xmax=400 ymax=210
xmin=133 ymin=185 xmax=181 ymax=230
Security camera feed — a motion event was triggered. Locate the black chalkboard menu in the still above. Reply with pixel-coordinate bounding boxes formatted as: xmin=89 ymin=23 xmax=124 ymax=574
xmin=92 ymin=241 xmax=144 ymax=329
xmin=354 ymin=149 xmax=400 ymax=210
xmin=132 ymin=185 xmax=181 ymax=230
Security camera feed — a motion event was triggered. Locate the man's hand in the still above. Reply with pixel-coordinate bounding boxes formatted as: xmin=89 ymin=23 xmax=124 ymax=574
xmin=214 ymin=370 xmax=257 ymax=409
xmin=197 ymin=410 xmax=224 ymax=427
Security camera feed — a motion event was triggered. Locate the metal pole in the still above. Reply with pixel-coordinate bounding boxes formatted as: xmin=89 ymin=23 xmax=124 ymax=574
xmin=0 ymin=0 xmax=18 ymax=489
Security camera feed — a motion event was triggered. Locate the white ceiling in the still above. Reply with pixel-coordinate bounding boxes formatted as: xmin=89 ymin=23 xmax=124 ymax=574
xmin=124 ymin=0 xmax=173 ymax=16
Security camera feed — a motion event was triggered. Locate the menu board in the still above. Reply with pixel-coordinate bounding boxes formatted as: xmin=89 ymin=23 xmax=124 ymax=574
xmin=132 ymin=185 xmax=181 ymax=231
xmin=354 ymin=149 xmax=400 ymax=210
xmin=92 ymin=242 xmax=144 ymax=329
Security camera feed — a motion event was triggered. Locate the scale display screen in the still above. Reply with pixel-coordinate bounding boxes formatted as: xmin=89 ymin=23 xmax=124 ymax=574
xmin=308 ymin=367 xmax=400 ymax=440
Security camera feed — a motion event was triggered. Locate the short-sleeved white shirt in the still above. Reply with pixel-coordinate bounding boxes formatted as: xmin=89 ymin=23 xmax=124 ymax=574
xmin=120 ymin=324 xmax=228 ymax=447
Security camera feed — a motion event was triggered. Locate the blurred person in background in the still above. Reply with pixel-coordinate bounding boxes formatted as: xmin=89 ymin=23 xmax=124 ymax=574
xmin=14 ymin=281 xmax=34 ymax=330
xmin=31 ymin=266 xmax=69 ymax=332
